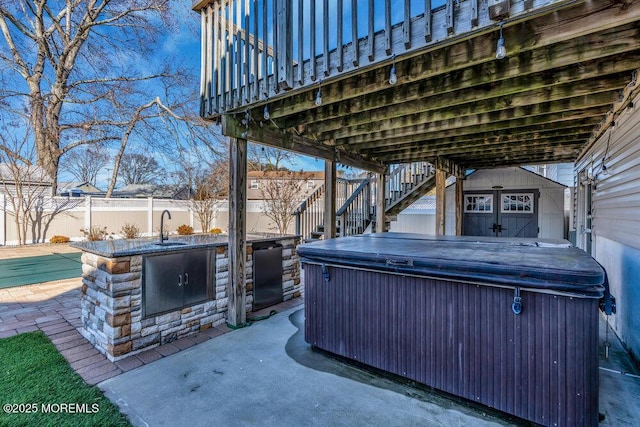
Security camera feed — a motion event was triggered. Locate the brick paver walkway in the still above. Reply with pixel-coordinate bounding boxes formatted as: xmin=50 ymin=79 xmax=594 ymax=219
xmin=0 ymin=276 xmax=302 ymax=385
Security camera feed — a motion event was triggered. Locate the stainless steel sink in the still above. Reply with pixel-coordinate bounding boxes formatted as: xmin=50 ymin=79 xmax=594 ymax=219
xmin=154 ymin=241 xmax=187 ymax=247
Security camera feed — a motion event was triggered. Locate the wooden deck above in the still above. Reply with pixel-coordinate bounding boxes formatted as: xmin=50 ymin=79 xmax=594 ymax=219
xmin=195 ymin=0 xmax=640 ymax=171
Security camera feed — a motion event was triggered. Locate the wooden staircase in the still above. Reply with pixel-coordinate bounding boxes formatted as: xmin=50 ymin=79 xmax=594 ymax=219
xmin=294 ymin=162 xmax=435 ymax=241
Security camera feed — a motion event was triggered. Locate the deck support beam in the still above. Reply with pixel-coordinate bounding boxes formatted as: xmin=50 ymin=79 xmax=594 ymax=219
xmin=375 ymin=171 xmax=387 ymax=233
xmin=435 ymin=168 xmax=446 ymax=236
xmin=222 ymin=115 xmax=385 ymax=174
xmin=228 ymin=137 xmax=247 ymax=327
xmin=435 ymin=157 xmax=464 ymax=236
xmin=324 ymin=160 xmax=337 ymax=239
xmin=455 ymin=177 xmax=464 ymax=236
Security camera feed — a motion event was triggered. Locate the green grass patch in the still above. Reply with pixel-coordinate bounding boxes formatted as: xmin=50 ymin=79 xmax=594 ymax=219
xmin=0 ymin=331 xmax=130 ymax=427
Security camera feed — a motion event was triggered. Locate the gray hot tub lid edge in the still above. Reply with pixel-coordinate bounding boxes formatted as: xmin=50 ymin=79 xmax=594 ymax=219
xmin=297 ymin=235 xmax=605 ymax=297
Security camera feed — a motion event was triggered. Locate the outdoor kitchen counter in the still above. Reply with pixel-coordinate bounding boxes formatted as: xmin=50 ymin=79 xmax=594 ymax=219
xmin=72 ymin=234 xmax=301 ymax=361
xmin=70 ymin=233 xmax=295 ymax=257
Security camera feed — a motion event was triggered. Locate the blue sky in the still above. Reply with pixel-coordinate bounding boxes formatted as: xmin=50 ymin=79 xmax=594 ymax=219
xmin=51 ymin=1 xmax=321 ymax=187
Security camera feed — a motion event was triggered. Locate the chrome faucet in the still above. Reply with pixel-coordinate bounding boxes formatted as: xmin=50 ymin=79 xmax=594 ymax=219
xmin=160 ymin=210 xmax=171 ymax=243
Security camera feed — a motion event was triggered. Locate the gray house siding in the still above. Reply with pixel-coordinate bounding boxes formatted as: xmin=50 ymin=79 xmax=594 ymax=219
xmin=574 ymin=93 xmax=640 ymax=361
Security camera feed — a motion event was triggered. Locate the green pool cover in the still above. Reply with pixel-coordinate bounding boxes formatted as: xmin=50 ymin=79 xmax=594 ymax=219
xmin=0 ymin=253 xmax=82 ymax=289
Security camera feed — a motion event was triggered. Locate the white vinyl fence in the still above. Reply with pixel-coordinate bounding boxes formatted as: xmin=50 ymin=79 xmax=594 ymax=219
xmin=0 ymin=195 xmax=284 ymax=246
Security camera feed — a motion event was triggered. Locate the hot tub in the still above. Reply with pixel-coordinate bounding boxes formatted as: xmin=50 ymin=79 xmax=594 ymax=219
xmin=298 ymin=233 xmax=606 ymax=426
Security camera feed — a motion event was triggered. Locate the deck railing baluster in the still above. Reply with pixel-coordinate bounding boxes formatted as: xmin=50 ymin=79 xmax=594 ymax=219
xmin=244 ymin=0 xmax=251 ymax=102
xmin=446 ymin=0 xmax=454 ymax=34
xmin=323 ymin=0 xmax=329 ymax=76
xmin=236 ymin=0 xmax=242 ymax=107
xmin=227 ymin=0 xmax=233 ymax=110
xmin=262 ymin=0 xmax=268 ymax=95
xmin=425 ymin=0 xmax=432 ymax=42
xmin=337 ymin=0 xmax=343 ymax=71
xmin=200 ymin=10 xmax=208 ymax=116
xmin=297 ymin=0 xmax=304 ymax=84
xmin=253 ymin=0 xmax=259 ymax=100
xmin=272 ymin=0 xmax=278 ymax=91
xmin=384 ymin=0 xmax=391 ymax=55
xmin=367 ymin=0 xmax=374 ymax=61
xmin=214 ymin=4 xmax=221 ymax=112
xmin=403 ymin=0 xmax=411 ymax=49
xmin=351 ymin=0 xmax=358 ymax=66
xmin=310 ymin=0 xmax=317 ymax=80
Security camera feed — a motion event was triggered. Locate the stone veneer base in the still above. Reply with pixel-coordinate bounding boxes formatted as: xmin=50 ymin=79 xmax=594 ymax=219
xmin=79 ymin=237 xmax=301 ymax=361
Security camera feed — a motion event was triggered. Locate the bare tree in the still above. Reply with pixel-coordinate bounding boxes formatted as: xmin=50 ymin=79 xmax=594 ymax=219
xmin=104 ymin=95 xmax=225 ymax=197
xmin=63 ymin=145 xmax=110 ymax=185
xmin=118 ymin=153 xmax=165 ymax=186
xmin=0 ymin=120 xmax=79 ymax=244
xmin=0 ymin=1 xmax=224 ymax=193
xmin=248 ymin=144 xmax=296 ymax=172
xmin=180 ymin=157 xmax=228 ymax=232
xmin=259 ymin=170 xmax=311 ymax=235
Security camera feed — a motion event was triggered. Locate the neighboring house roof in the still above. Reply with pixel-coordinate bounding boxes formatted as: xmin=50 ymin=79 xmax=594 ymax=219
xmin=113 ymin=184 xmax=191 ymax=199
xmin=58 ymin=181 xmax=103 ymax=195
xmin=0 ymin=163 xmax=52 ymax=186
xmin=247 ymin=170 xmax=324 ymax=180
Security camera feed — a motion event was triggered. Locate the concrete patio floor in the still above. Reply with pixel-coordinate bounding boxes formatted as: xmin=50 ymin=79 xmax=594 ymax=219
xmin=100 ymin=305 xmax=512 ymax=427
xmin=101 ymin=305 xmax=640 ymax=427
xmin=1 ymin=270 xmax=639 ymax=425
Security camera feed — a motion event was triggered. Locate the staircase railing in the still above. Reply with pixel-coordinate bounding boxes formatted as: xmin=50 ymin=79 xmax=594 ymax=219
xmin=336 ymin=177 xmax=373 ymax=237
xmin=294 ymin=162 xmax=434 ymax=240
xmin=294 ymin=177 xmax=364 ymax=240
xmin=293 ymin=183 xmax=325 ymax=240
xmin=386 ymin=162 xmax=434 ymax=207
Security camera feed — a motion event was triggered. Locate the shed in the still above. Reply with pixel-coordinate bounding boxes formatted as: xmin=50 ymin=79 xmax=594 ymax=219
xmin=446 ymin=167 xmax=567 ymax=239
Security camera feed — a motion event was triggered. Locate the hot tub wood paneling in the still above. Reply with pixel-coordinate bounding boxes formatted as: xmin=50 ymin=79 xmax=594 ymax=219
xmin=301 ymin=234 xmax=603 ymax=426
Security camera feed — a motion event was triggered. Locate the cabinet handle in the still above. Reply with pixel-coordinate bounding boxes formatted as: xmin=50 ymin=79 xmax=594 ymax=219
xmin=184 ymin=273 xmax=189 ymax=286
xmin=178 ymin=274 xmax=183 ymax=287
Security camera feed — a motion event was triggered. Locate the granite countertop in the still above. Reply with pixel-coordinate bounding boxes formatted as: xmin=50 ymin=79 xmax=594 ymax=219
xmin=71 ymin=233 xmax=299 ymax=258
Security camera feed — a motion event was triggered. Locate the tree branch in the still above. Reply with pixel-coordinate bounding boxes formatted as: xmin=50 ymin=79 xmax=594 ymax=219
xmin=0 ymin=10 xmax=31 ymax=78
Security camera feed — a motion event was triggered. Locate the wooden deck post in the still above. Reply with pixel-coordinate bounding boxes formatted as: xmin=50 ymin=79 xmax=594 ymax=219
xmin=228 ymin=137 xmax=247 ymax=327
xmin=435 ymin=168 xmax=446 ymax=236
xmin=375 ymin=171 xmax=387 ymax=233
xmin=435 ymin=157 xmax=464 ymax=236
xmin=324 ymin=160 xmax=337 ymax=239
xmin=455 ymin=176 xmax=464 ymax=236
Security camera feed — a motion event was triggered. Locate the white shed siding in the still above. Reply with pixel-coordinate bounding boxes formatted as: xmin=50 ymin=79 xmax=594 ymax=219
xmin=389 ymin=213 xmax=436 ymax=234
xmin=575 ymin=93 xmax=640 ymax=360
xmin=445 ymin=167 xmax=566 ymax=238
xmin=539 ymin=188 xmax=565 ymax=239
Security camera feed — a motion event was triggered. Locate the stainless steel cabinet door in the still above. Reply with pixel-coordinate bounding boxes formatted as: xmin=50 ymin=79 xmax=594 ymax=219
xmin=183 ymin=249 xmax=212 ymax=306
xmin=144 ymin=253 xmax=184 ymax=317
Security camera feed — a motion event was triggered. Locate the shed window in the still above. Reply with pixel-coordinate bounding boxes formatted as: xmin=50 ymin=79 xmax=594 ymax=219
xmin=465 ymin=195 xmax=493 ymax=213
xmin=502 ymin=194 xmax=533 ymax=213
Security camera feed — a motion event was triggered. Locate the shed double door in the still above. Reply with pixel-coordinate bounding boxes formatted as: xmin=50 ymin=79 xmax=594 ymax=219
xmin=463 ymin=190 xmax=539 ymax=238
